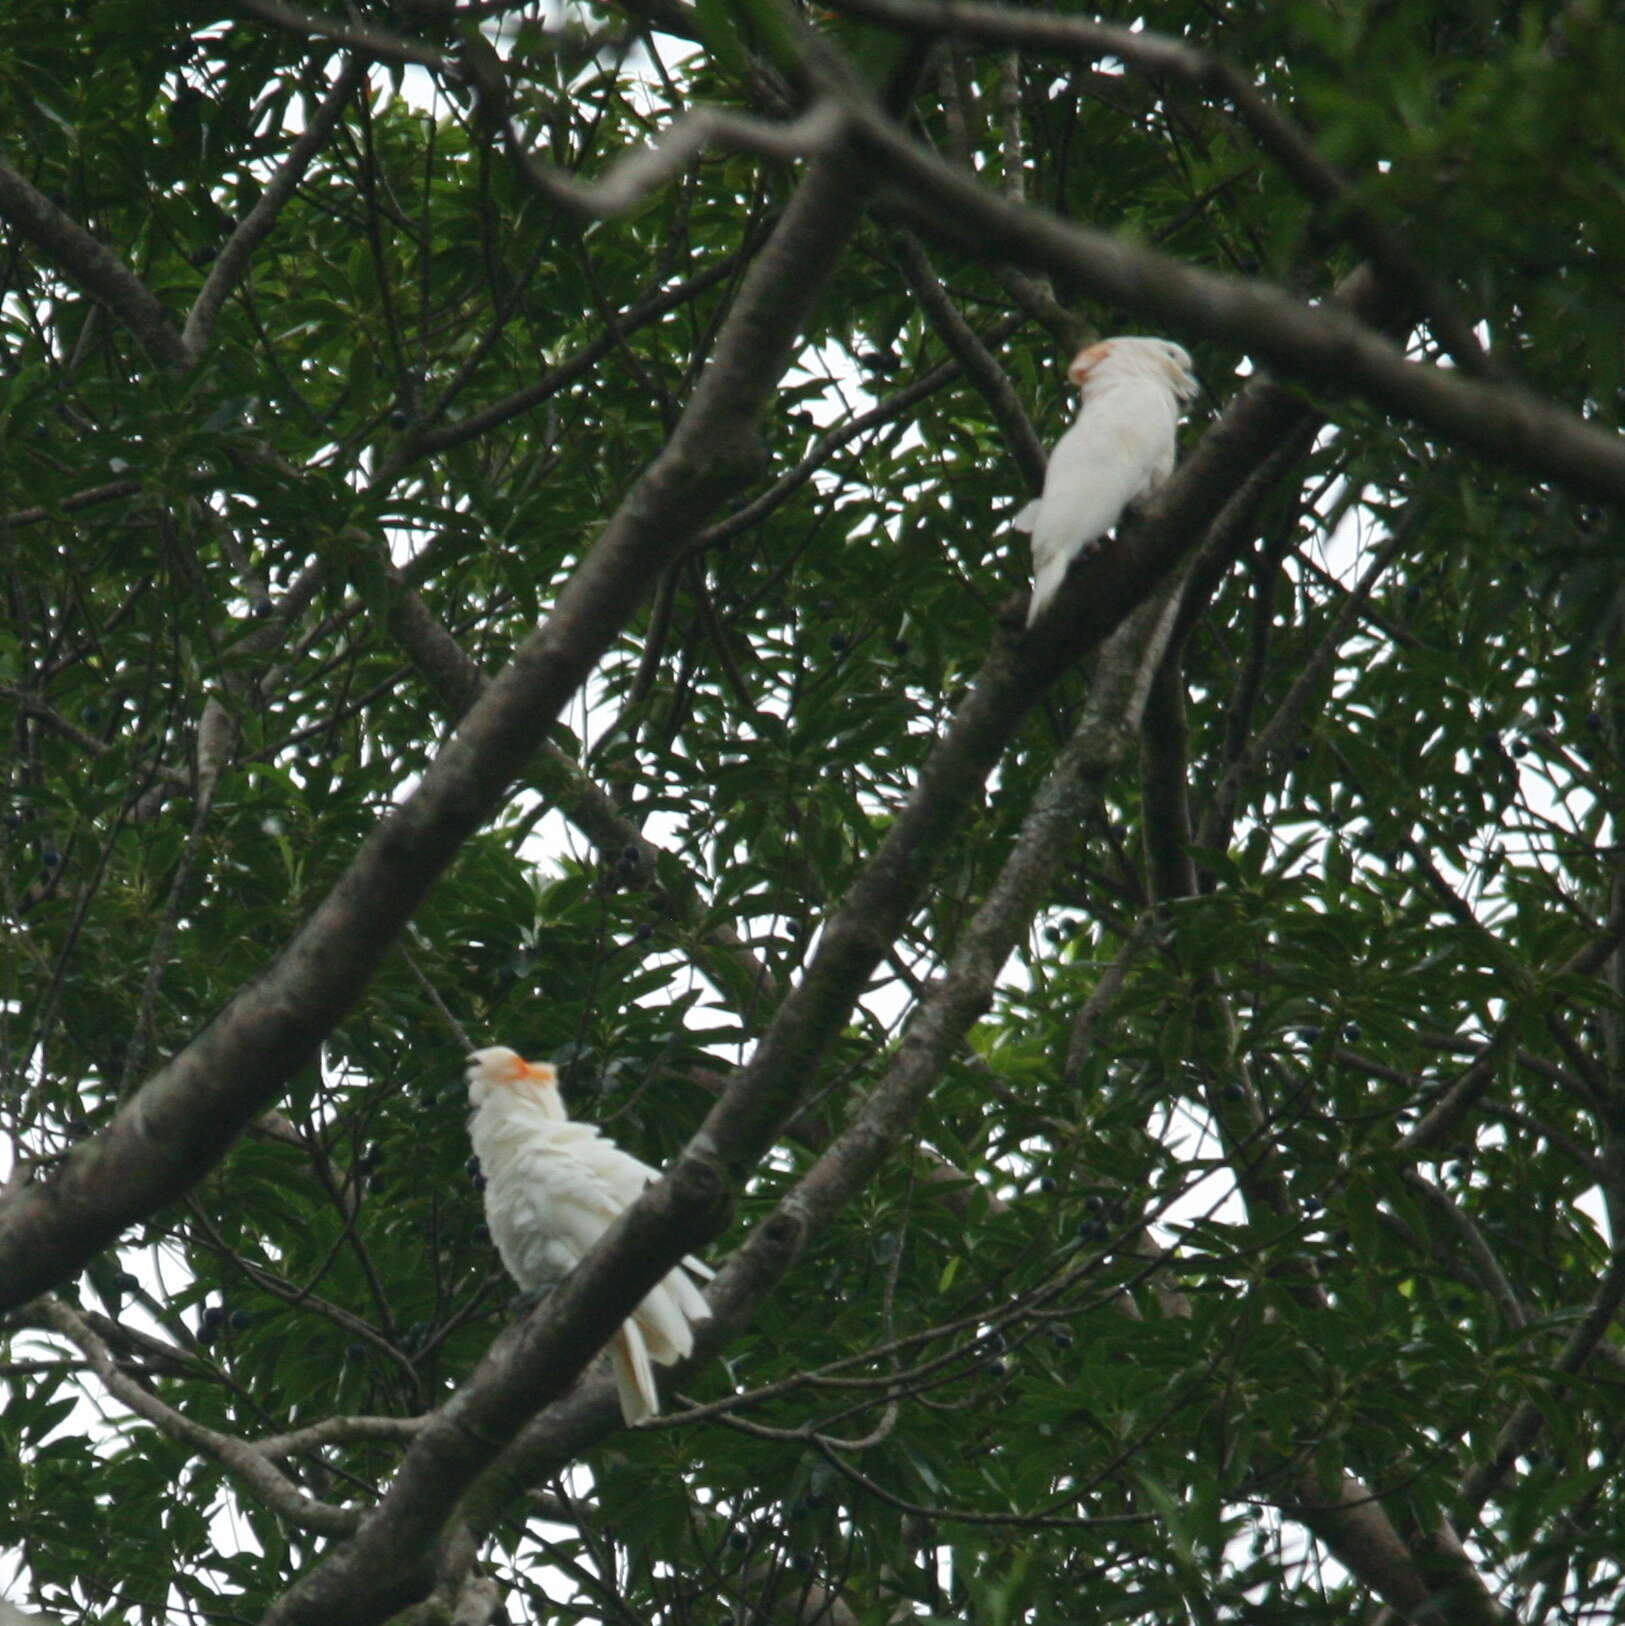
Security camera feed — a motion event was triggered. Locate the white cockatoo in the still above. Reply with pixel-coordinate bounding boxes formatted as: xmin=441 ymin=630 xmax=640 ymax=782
xmin=465 ymin=1045 xmax=713 ymax=1425
xmin=1014 ymin=336 xmax=1199 ymax=625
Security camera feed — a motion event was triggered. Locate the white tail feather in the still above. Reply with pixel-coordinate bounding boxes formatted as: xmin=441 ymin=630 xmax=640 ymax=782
xmin=1027 ymin=556 xmax=1070 ymax=626
xmin=610 ymin=1322 xmax=660 ymax=1425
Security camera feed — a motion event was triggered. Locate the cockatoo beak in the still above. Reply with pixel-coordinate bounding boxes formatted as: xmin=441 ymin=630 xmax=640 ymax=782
xmin=1067 ymin=341 xmax=1111 ymax=388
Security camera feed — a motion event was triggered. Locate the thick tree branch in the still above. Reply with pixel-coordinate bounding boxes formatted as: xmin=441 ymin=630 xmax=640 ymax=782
xmin=242 ymin=125 xmax=899 ymax=1626
xmin=453 ymin=584 xmax=1191 ymax=1540
xmin=401 ymin=306 xmax=1386 ymax=1598
xmin=829 ymin=0 xmax=1492 ymax=377
xmin=0 ymin=160 xmax=192 ymax=370
xmin=260 ymin=264 xmax=1337 ymax=1625
xmin=0 ymin=119 xmax=880 ymax=1318
xmin=847 ymin=110 xmax=1625 ymax=505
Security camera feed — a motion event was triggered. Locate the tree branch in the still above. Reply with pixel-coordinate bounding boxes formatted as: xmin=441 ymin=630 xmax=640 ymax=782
xmin=0 ymin=160 xmax=192 ymax=370
xmin=238 ymin=122 xmax=902 ymax=1626
xmin=828 ymin=0 xmax=1493 ymax=377
xmin=36 ymin=1298 xmax=358 ymax=1534
xmin=0 ymin=117 xmax=882 ymax=1317
xmin=182 ymin=58 xmax=366 ymax=357
xmin=847 ymin=107 xmax=1625 ymax=504
xmin=891 ymin=230 xmax=1046 ymax=491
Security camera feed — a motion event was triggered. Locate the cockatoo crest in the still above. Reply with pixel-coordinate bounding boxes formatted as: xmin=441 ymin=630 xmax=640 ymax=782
xmin=465 ymin=1044 xmax=562 ymax=1114
xmin=1067 ymin=336 xmax=1198 ymax=401
xmin=464 ymin=1045 xmax=713 ymax=1426
xmin=1015 ymin=336 xmax=1198 ymax=625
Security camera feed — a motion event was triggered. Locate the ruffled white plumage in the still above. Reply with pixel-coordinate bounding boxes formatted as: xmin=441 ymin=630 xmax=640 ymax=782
xmin=1015 ymin=337 xmax=1198 ymax=625
xmin=467 ymin=1046 xmax=712 ymax=1424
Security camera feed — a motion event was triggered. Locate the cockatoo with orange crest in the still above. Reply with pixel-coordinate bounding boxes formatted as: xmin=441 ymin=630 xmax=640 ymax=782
xmin=1014 ymin=336 xmax=1198 ymax=625
xmin=466 ymin=1045 xmax=713 ymax=1425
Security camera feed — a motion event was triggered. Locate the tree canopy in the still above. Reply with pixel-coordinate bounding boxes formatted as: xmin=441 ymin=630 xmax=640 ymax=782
xmin=2 ymin=1 xmax=1623 ymax=1622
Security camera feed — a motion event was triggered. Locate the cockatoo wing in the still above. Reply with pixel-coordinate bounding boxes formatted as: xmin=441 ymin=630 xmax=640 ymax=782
xmin=472 ymin=1092 xmax=713 ymax=1405
xmin=551 ymin=1122 xmax=713 ymax=1362
xmin=1023 ymin=379 xmax=1180 ymax=625
xmin=1011 ymin=498 xmax=1042 ymax=534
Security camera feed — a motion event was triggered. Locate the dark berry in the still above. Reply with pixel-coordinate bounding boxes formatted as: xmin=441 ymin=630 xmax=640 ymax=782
xmin=1051 ymin=1327 xmax=1074 ymax=1349
xmin=1222 ymin=1081 xmax=1245 ymax=1102
xmin=345 ymin=1342 xmax=366 ymax=1360
xmin=1303 ymin=1196 xmax=1323 ymax=1215
xmin=1038 ymin=1176 xmax=1056 ymax=1193
xmin=634 ymin=922 xmax=654 ymax=942
xmin=727 ymin=1528 xmax=749 ymax=1552
xmin=1291 ymin=744 xmax=1311 ymax=763
xmin=229 ymin=1309 xmax=253 ymax=1331
xmin=253 ymin=597 xmax=273 ymax=618
xmin=1342 ymin=1022 xmax=1361 ymax=1042
xmin=83 ymin=706 xmax=100 ymax=725
xmin=198 ymin=1323 xmax=219 ymax=1347
xmin=390 ymin=408 xmax=410 ymax=430
xmin=828 ymin=633 xmax=848 ymax=654
xmin=1299 ymin=1026 xmax=1322 ymax=1042
xmin=42 ymin=849 xmax=63 ymax=868
xmin=1512 ymin=740 xmax=1528 ymax=758
xmin=891 ymin=637 xmax=910 ymax=656
xmin=618 ymin=844 xmax=641 ymax=869
xmin=201 ymin=1305 xmax=226 ymax=1329
xmin=1404 ymin=582 xmax=1422 ymax=603
xmin=988 ymin=1358 xmax=1009 ymax=1377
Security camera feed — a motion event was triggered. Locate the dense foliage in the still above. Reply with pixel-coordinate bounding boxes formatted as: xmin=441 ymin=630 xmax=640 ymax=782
xmin=2 ymin=1 xmax=1623 ymax=1623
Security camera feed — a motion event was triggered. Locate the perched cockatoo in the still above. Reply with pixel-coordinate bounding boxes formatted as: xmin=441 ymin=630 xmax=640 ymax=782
xmin=1014 ymin=336 xmax=1199 ymax=625
xmin=465 ymin=1045 xmax=713 ymax=1425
